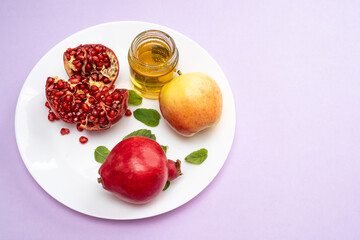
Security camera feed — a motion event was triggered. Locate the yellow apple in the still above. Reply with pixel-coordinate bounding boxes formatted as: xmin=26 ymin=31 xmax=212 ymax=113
xmin=159 ymin=72 xmax=222 ymax=137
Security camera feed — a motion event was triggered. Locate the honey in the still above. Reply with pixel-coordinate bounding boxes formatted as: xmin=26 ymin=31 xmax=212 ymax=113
xmin=128 ymin=30 xmax=179 ymax=99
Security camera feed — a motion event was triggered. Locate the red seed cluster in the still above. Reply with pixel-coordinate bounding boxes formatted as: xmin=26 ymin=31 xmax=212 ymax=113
xmin=45 ymin=43 xmax=128 ymax=144
xmin=45 ymin=76 xmax=128 ymax=131
xmin=64 ymin=44 xmax=116 ymax=81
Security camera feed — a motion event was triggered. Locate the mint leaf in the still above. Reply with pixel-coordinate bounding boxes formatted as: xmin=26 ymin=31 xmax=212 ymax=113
xmin=163 ymin=181 xmax=170 ymax=191
xmin=128 ymin=90 xmax=143 ymax=105
xmin=123 ymin=129 xmax=156 ymax=141
xmin=133 ymin=108 xmax=161 ymax=127
xmin=94 ymin=146 xmax=110 ymax=164
xmin=161 ymin=145 xmax=168 ymax=154
xmin=185 ymin=148 xmax=208 ymax=165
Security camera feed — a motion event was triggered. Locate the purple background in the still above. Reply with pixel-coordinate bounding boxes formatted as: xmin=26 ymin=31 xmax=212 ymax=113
xmin=1 ymin=0 xmax=360 ymax=239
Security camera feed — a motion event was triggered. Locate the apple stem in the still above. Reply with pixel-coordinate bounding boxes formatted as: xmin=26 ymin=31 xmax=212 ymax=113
xmin=177 ymin=70 xmax=182 ymax=76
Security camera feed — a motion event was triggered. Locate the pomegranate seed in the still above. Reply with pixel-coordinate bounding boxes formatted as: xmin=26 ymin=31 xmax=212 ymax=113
xmin=102 ymin=86 xmax=109 ymax=92
xmin=76 ymin=123 xmax=83 ymax=132
xmin=57 ymin=80 xmax=64 ymax=89
xmin=103 ymin=78 xmax=110 ymax=84
xmin=99 ymin=118 xmax=106 ymax=124
xmin=92 ymin=56 xmax=99 ymax=62
xmin=91 ymin=85 xmax=98 ymax=92
xmin=77 ymin=55 xmax=85 ymax=61
xmin=95 ymin=45 xmax=102 ymax=52
xmin=85 ymin=63 xmax=92 ymax=71
xmin=65 ymin=53 xmax=71 ymax=61
xmin=45 ymin=101 xmax=51 ymax=109
xmin=75 ymin=63 xmax=82 ymax=70
xmin=99 ymin=110 xmax=106 ymax=117
xmin=47 ymin=77 xmax=55 ymax=84
xmin=64 ymin=95 xmax=73 ymax=102
xmin=112 ymin=93 xmax=119 ymax=100
xmin=105 ymin=96 xmax=113 ymax=103
xmin=82 ymin=103 xmax=90 ymax=112
xmin=89 ymin=97 xmax=95 ymax=104
xmin=91 ymin=109 xmax=99 ymax=117
xmin=109 ymin=110 xmax=116 ymax=118
xmin=125 ymin=109 xmax=132 ymax=116
xmin=69 ymin=78 xmax=80 ymax=84
xmin=89 ymin=115 xmax=96 ymax=122
xmin=79 ymin=136 xmax=88 ymax=144
xmin=48 ymin=112 xmax=56 ymax=121
xmin=94 ymin=93 xmax=101 ymax=100
xmin=60 ymin=128 xmax=70 ymax=135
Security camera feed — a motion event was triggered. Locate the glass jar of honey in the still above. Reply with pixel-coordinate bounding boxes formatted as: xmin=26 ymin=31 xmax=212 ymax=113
xmin=128 ymin=30 xmax=179 ymax=99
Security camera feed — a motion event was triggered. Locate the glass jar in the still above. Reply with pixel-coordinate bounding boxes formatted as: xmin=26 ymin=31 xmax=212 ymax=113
xmin=128 ymin=30 xmax=179 ymax=99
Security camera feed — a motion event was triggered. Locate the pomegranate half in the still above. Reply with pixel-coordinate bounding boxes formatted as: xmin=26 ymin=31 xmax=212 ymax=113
xmin=63 ymin=44 xmax=119 ymax=88
xmin=45 ymin=74 xmax=128 ymax=131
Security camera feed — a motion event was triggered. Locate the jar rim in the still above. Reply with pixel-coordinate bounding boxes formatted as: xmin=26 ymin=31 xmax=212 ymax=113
xmin=128 ymin=29 xmax=179 ymax=72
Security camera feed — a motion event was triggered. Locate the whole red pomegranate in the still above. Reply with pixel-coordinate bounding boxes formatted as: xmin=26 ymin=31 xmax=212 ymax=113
xmin=98 ymin=136 xmax=182 ymax=204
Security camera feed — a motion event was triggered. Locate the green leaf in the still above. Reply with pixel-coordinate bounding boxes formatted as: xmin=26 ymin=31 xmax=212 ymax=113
xmin=161 ymin=145 xmax=168 ymax=154
xmin=185 ymin=148 xmax=208 ymax=165
xmin=128 ymin=90 xmax=143 ymax=105
xmin=163 ymin=181 xmax=170 ymax=191
xmin=123 ymin=129 xmax=156 ymax=141
xmin=94 ymin=146 xmax=110 ymax=164
xmin=133 ymin=108 xmax=161 ymax=127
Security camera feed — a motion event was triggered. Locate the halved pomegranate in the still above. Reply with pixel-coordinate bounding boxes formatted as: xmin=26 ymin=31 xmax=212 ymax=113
xmin=63 ymin=44 xmax=119 ymax=88
xmin=45 ymin=74 xmax=128 ymax=131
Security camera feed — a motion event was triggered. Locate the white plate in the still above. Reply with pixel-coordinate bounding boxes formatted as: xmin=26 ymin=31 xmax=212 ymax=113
xmin=15 ymin=21 xmax=236 ymax=220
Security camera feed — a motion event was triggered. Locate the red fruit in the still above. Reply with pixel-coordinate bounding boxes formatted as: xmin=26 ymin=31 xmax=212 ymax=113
xmin=79 ymin=136 xmax=88 ymax=144
xmin=48 ymin=110 xmax=56 ymax=121
xmin=45 ymin=76 xmax=128 ymax=131
xmin=63 ymin=44 xmax=119 ymax=88
xmin=76 ymin=123 xmax=83 ymax=132
xmin=98 ymin=136 xmax=182 ymax=204
xmin=45 ymin=101 xmax=51 ymax=109
xmin=125 ymin=109 xmax=132 ymax=116
xmin=60 ymin=128 xmax=70 ymax=135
